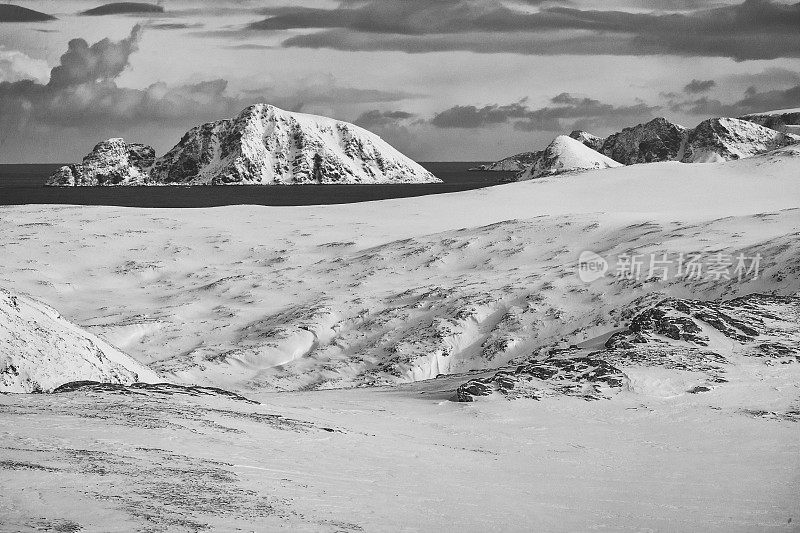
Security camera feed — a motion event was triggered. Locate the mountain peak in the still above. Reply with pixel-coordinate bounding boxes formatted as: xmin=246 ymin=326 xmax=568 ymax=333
xmin=682 ymin=117 xmax=800 ymax=162
xmin=47 ymin=105 xmax=439 ymax=186
xmin=517 ymin=135 xmax=622 ymax=180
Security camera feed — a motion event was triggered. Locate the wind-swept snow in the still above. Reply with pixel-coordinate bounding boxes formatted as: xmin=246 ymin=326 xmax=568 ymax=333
xmin=3 ymin=148 xmax=800 ymax=391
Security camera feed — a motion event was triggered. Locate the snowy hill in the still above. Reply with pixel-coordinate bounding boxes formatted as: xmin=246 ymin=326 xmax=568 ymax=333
xmin=0 ymin=288 xmax=159 ymax=393
xmin=682 ymin=117 xmax=800 ymax=162
xmin=46 ymin=104 xmax=439 ymax=186
xmin=516 ymin=135 xmax=621 ymax=180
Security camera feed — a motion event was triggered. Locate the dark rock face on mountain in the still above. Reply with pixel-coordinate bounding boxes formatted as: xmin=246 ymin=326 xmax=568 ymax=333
xmin=681 ymin=118 xmax=800 ymax=162
xmin=476 ymin=151 xmax=541 ymax=172
xmin=568 ymin=130 xmax=605 ymax=151
xmin=456 ymin=294 xmax=799 ymax=402
xmin=599 ymin=118 xmax=687 ymax=165
xmin=46 ymin=138 xmax=155 ymax=186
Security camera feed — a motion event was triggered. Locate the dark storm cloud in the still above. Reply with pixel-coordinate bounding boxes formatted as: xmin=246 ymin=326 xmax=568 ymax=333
xmin=81 ymin=3 xmax=165 ymax=16
xmin=0 ymin=27 xmax=262 ymax=144
xmin=48 ymin=25 xmax=143 ymax=88
xmin=354 ymin=110 xmax=416 ymax=128
xmin=0 ymin=26 xmax=424 ymax=149
xmin=247 ymin=0 xmax=800 ymax=60
xmin=430 ymin=101 xmax=530 ymax=128
xmin=431 ymin=94 xmax=659 ymax=132
xmin=683 ymin=79 xmax=716 ymax=94
xmin=671 ymin=85 xmax=800 ymax=116
xmin=725 ymin=68 xmax=800 ymax=88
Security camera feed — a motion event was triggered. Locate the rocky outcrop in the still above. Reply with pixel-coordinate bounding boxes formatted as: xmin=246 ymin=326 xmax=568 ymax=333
xmin=46 ymin=104 xmax=439 ymax=186
xmin=456 ymin=354 xmax=627 ymax=402
xmin=568 ymin=130 xmax=605 ymax=151
xmin=456 ymin=294 xmax=799 ymax=402
xmin=516 ymin=135 xmax=621 ymax=181
xmin=0 ymin=288 xmax=159 ymax=393
xmin=46 ymin=138 xmax=155 ymax=186
xmin=599 ymin=117 xmax=687 ymax=165
xmin=681 ymin=117 xmax=800 ymax=162
xmin=474 ymin=151 xmax=540 ymax=172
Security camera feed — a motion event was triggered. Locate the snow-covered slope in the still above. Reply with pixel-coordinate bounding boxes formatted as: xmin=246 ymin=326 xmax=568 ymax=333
xmin=46 ymin=104 xmax=439 ymax=186
xmin=3 ymin=148 xmax=799 ymax=391
xmin=46 ymin=139 xmax=155 ymax=186
xmin=517 ymin=135 xmax=621 ymax=180
xmin=682 ymin=117 xmax=800 ymax=162
xmin=0 ymin=288 xmax=159 ymax=393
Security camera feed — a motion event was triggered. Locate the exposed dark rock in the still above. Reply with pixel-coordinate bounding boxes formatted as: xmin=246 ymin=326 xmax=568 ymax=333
xmin=568 ymin=130 xmax=605 ymax=151
xmin=599 ymin=117 xmax=687 ymax=165
xmin=456 ymin=355 xmax=627 ymax=402
xmin=457 ymin=294 xmax=799 ymax=402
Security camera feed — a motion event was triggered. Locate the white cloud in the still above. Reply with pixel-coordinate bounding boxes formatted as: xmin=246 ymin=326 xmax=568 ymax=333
xmin=0 ymin=48 xmax=49 ymax=83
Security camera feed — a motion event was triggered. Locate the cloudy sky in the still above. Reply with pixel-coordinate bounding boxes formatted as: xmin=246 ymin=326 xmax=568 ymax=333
xmin=1 ymin=0 xmax=799 ymax=162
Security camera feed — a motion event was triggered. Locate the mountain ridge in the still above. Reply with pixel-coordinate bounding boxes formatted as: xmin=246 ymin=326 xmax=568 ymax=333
xmin=47 ymin=104 xmax=440 ymax=186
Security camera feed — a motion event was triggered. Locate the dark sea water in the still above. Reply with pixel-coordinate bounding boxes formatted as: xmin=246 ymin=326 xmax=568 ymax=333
xmin=0 ymin=163 xmax=512 ymax=207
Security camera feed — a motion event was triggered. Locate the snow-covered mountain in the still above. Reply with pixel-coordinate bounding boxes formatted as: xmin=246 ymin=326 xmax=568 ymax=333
xmin=46 ymin=104 xmax=440 ymax=186
xmin=480 ymin=111 xmax=800 ymax=177
xmin=599 ymin=117 xmax=688 ymax=165
xmin=0 ymin=288 xmax=159 ymax=393
xmin=516 ymin=135 xmax=621 ymax=180
xmin=47 ymin=138 xmax=155 ymax=186
xmin=682 ymin=117 xmax=800 ymax=162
